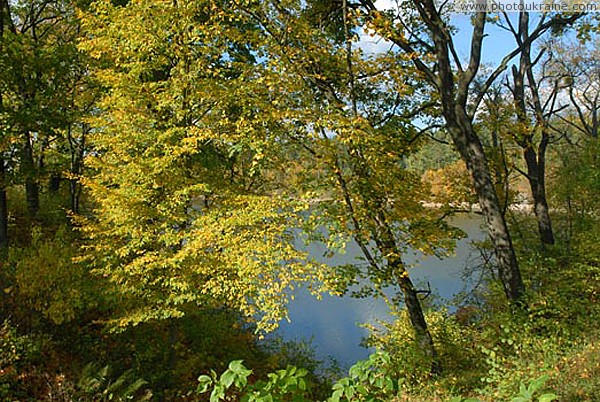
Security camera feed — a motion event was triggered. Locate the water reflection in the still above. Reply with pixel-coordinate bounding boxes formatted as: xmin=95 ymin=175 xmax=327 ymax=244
xmin=276 ymin=214 xmax=486 ymax=367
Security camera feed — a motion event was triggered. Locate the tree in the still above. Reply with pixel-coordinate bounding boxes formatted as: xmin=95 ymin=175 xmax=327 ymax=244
xmin=0 ymin=0 xmax=13 ymax=258
xmin=78 ymin=0 xmax=328 ymax=332
xmin=0 ymin=0 xmax=84 ymax=220
xmin=544 ymin=34 xmax=600 ymax=240
xmin=79 ymin=0 xmax=463 ymax=374
xmin=548 ymin=39 xmax=600 ymax=140
xmin=233 ymin=0 xmax=461 ymax=374
xmin=355 ymin=1 xmax=581 ymax=303
xmin=501 ymin=13 xmax=566 ymax=246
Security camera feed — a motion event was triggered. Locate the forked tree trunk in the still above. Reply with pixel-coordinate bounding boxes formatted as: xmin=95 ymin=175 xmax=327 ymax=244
xmin=511 ymin=11 xmax=555 ymax=246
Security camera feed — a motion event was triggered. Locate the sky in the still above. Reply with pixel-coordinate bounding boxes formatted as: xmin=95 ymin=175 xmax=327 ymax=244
xmin=357 ymin=0 xmax=531 ymax=65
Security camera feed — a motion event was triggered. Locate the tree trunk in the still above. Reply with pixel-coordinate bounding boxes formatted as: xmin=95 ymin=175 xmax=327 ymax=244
xmin=377 ymin=220 xmax=441 ymax=375
xmin=49 ymin=174 xmax=61 ymax=193
xmin=424 ymin=8 xmax=526 ymax=304
xmin=394 ymin=263 xmax=441 ymax=375
xmin=22 ymin=134 xmax=39 ymax=217
xmin=0 ymin=157 xmax=8 ymax=259
xmin=447 ymin=117 xmax=526 ymax=303
xmin=68 ymin=124 xmax=86 ymax=214
xmin=70 ymin=178 xmax=80 ymax=214
xmin=524 ymin=146 xmax=554 ymax=245
xmin=510 ymin=11 xmax=555 ymax=247
xmin=0 ymin=0 xmax=11 ymax=258
xmin=336 ymin=159 xmax=442 ymax=373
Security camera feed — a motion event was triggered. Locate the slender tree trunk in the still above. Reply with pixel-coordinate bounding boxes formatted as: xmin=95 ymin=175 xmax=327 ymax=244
xmin=339 ymin=0 xmax=441 ymax=371
xmin=376 ymin=217 xmax=441 ymax=374
xmin=332 ymin=145 xmax=442 ymax=374
xmin=22 ymin=133 xmax=39 ymax=217
xmin=524 ymin=146 xmax=554 ymax=245
xmin=70 ymin=178 xmax=80 ymax=214
xmin=0 ymin=157 xmax=8 ymax=259
xmin=394 ymin=262 xmax=441 ymax=375
xmin=67 ymin=123 xmax=86 ymax=214
xmin=510 ymin=11 xmax=555 ymax=246
xmin=0 ymin=0 xmax=11 ymax=259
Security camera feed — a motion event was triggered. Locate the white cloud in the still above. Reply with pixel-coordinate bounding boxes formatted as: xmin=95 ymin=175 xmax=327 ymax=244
xmin=356 ymin=28 xmax=395 ymax=54
xmin=375 ymin=0 xmax=399 ymax=10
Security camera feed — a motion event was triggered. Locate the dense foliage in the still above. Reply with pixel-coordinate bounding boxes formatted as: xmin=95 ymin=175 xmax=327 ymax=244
xmin=0 ymin=0 xmax=599 ymax=401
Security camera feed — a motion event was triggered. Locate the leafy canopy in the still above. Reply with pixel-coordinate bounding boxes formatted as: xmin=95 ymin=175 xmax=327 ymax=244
xmin=78 ymin=0 xmax=330 ymax=332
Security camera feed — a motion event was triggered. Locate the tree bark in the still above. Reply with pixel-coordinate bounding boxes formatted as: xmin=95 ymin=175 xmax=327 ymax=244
xmin=394 ymin=263 xmax=441 ymax=375
xmin=511 ymin=11 xmax=555 ymax=246
xmin=428 ymin=8 xmax=526 ymax=303
xmin=524 ymin=145 xmax=554 ymax=245
xmin=0 ymin=157 xmax=8 ymax=259
xmin=22 ymin=133 xmax=40 ymax=217
xmin=0 ymin=0 xmax=12 ymax=260
xmin=446 ymin=114 xmax=526 ymax=302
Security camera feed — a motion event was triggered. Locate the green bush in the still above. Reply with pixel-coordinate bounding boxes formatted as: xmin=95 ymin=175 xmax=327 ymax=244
xmin=197 ymin=351 xmax=401 ymax=402
xmin=75 ymin=363 xmax=153 ymax=401
xmin=11 ymin=226 xmax=99 ymax=325
xmin=0 ymin=320 xmax=41 ymax=401
xmin=196 ymin=354 xmax=562 ymax=402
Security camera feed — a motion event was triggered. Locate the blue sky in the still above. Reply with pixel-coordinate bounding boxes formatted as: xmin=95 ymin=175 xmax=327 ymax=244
xmin=450 ymin=14 xmax=516 ymax=64
xmin=359 ymin=1 xmax=533 ymax=66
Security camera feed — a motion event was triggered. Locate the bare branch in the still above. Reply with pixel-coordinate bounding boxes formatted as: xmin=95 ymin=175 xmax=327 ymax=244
xmin=470 ymin=13 xmax=584 ymax=119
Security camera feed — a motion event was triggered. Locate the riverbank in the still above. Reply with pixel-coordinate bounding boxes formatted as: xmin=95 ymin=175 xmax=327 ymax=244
xmin=420 ymin=200 xmax=534 ymax=214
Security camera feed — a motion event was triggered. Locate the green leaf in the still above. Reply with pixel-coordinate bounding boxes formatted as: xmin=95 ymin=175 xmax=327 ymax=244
xmin=197 ymin=375 xmax=213 ymax=394
xmin=220 ymin=370 xmax=236 ymax=389
xmin=298 ymin=378 xmax=307 ymax=391
xmin=538 ymin=394 xmax=558 ymax=402
xmin=228 ymin=360 xmax=251 ymax=387
xmin=329 ymin=389 xmax=343 ymax=402
xmin=228 ymin=360 xmax=245 ymax=372
xmin=529 ymin=375 xmax=548 ymax=393
xmin=210 ymin=384 xmax=225 ymax=402
xmin=344 ymin=386 xmax=355 ymax=400
xmin=355 ymin=384 xmax=368 ymax=395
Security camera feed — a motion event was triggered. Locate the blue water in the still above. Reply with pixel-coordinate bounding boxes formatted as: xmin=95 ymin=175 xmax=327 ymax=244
xmin=276 ymin=214 xmax=486 ymax=368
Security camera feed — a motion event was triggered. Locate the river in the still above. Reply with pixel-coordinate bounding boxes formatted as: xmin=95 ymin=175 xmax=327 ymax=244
xmin=274 ymin=214 xmax=486 ymax=368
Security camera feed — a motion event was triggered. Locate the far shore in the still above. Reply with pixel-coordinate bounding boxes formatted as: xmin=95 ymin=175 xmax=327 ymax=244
xmin=420 ymin=201 xmax=534 ymax=214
